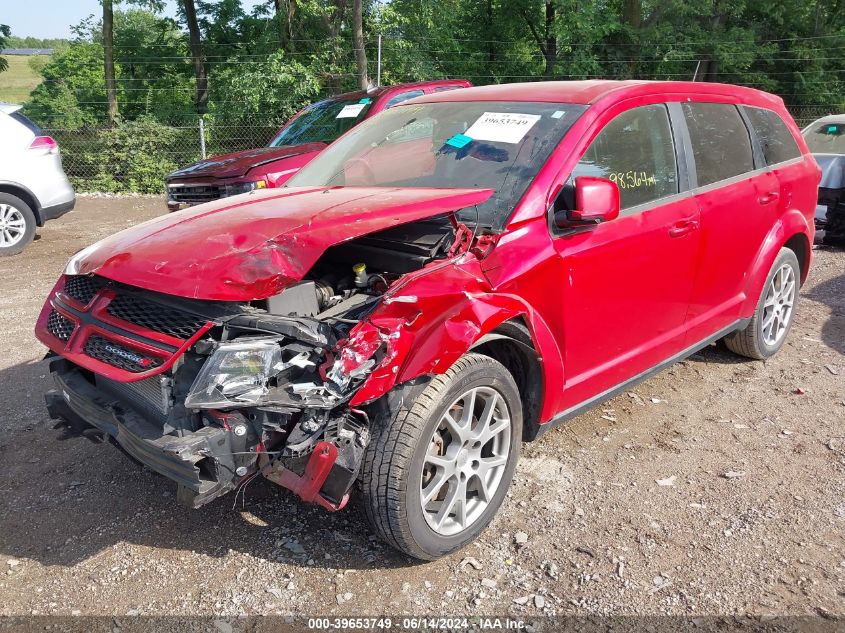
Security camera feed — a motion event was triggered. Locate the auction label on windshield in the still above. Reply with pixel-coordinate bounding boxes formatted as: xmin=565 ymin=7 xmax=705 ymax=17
xmin=337 ymin=103 xmax=367 ymax=118
xmin=465 ymin=112 xmax=541 ymax=144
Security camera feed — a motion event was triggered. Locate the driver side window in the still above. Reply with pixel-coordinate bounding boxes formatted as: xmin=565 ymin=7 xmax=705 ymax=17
xmin=572 ymin=104 xmax=679 ymax=211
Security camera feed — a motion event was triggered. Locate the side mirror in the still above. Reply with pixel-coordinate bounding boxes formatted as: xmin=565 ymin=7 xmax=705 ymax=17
xmin=554 ymin=176 xmax=620 ymax=229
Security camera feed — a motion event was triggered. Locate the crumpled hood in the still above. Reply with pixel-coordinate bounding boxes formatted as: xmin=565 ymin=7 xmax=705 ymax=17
xmin=69 ymin=186 xmax=495 ymax=301
xmin=167 ymin=144 xmax=327 ymax=180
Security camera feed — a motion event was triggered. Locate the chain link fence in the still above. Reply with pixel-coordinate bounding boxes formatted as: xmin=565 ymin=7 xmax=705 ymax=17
xmin=43 ymin=114 xmax=285 ymax=194
xmin=790 ymin=106 xmax=837 ymax=129
xmin=42 ymin=105 xmax=839 ymax=194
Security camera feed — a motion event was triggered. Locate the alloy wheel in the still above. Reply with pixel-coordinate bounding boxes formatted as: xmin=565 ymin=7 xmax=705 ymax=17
xmin=420 ymin=386 xmax=511 ymax=536
xmin=761 ymin=263 xmax=796 ymax=346
xmin=0 ymin=204 xmax=27 ymax=248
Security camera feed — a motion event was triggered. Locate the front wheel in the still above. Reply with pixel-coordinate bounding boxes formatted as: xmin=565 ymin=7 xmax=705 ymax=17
xmin=358 ymin=353 xmax=522 ymax=560
xmin=0 ymin=193 xmax=36 ymax=256
xmin=724 ymin=247 xmax=800 ymax=359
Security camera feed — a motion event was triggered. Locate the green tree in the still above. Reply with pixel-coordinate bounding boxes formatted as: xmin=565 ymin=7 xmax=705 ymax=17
xmin=210 ymin=49 xmax=320 ymax=119
xmin=103 ymin=0 xmax=117 ymax=122
xmin=352 ymin=0 xmax=368 ymax=89
xmin=26 ymin=42 xmax=106 ymax=128
xmin=6 ymin=35 xmax=69 ymax=48
xmin=0 ymin=25 xmax=10 ymax=73
xmin=180 ymin=0 xmax=209 ymax=113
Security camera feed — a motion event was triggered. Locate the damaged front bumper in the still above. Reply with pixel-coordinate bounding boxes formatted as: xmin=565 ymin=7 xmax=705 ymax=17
xmin=45 ymin=358 xmax=367 ymax=511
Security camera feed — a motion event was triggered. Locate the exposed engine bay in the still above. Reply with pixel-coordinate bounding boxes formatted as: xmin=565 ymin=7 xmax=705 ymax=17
xmin=43 ymin=217 xmax=458 ymax=511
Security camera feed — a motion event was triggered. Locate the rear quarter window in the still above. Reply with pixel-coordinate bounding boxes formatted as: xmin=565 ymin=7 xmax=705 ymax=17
xmin=383 ymin=89 xmax=424 ymax=109
xmin=743 ymin=106 xmax=802 ymax=165
xmin=10 ymin=112 xmax=42 ymax=136
xmin=682 ymin=102 xmax=754 ymax=187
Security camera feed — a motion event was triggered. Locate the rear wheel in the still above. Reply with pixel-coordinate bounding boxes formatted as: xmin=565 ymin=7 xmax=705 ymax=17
xmin=358 ymin=353 xmax=522 ymax=560
xmin=724 ymin=248 xmax=800 ymax=359
xmin=0 ymin=194 xmax=36 ymax=256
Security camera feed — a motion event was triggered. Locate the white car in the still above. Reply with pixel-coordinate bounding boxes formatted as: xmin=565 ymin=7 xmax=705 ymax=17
xmin=802 ymin=114 xmax=845 ymax=244
xmin=0 ymin=103 xmax=75 ymax=255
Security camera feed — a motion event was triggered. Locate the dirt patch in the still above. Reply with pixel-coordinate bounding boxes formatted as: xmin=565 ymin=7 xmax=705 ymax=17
xmin=0 ymin=196 xmax=842 ymax=617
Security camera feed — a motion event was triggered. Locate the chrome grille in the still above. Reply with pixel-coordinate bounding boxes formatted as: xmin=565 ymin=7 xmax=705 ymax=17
xmin=168 ymin=184 xmax=223 ymax=204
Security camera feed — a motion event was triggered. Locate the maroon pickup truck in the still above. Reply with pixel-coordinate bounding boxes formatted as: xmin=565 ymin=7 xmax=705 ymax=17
xmin=165 ymin=80 xmax=471 ymax=211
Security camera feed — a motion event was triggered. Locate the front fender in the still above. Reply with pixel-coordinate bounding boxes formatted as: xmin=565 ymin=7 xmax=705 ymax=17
xmin=740 ymin=209 xmax=812 ymax=317
xmin=348 ymin=260 xmax=564 ymax=421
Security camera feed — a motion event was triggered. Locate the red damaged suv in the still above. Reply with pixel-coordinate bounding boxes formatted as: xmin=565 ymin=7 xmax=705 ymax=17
xmin=165 ymin=80 xmax=471 ymax=211
xmin=37 ymin=81 xmax=819 ymax=559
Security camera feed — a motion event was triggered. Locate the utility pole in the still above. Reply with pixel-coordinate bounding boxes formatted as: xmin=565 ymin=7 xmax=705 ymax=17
xmin=376 ymin=34 xmax=382 ymax=86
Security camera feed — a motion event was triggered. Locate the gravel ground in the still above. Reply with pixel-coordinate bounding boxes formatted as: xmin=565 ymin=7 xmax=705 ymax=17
xmin=0 ymin=196 xmax=843 ymax=619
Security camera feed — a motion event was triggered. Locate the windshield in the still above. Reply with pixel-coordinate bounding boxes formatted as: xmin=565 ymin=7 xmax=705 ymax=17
xmin=269 ymin=97 xmax=374 ymax=147
xmin=285 ymin=101 xmax=586 ymax=229
xmin=804 ymin=121 xmax=845 ymax=154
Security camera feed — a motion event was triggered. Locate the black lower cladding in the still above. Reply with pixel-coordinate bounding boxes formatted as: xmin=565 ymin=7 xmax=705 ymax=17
xmin=45 ymin=359 xmax=255 ymax=508
xmin=818 ymin=186 xmax=845 ymax=242
xmin=39 ymin=196 xmax=76 ymax=223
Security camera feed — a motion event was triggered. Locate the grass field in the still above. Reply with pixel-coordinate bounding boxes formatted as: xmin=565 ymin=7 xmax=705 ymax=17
xmin=0 ymin=55 xmax=48 ymax=103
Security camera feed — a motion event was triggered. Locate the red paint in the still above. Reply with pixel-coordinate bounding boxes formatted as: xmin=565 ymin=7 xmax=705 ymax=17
xmin=168 ymin=144 xmax=328 ymax=181
xmin=35 ymin=276 xmax=214 ymax=382
xmin=571 ymin=176 xmax=620 ymax=222
xmin=347 ymin=81 xmax=818 ymax=424
xmin=38 ymin=80 xmax=819 ymax=433
xmin=64 ymin=187 xmax=494 ymax=301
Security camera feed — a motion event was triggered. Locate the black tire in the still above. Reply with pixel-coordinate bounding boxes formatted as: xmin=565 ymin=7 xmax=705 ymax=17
xmin=358 ymin=353 xmax=522 ymax=560
xmin=0 ymin=193 xmax=36 ymax=256
xmin=723 ymin=248 xmax=800 ymax=360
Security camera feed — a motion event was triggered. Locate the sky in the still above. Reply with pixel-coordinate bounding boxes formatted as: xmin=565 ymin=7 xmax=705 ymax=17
xmin=3 ymin=0 xmax=267 ymax=40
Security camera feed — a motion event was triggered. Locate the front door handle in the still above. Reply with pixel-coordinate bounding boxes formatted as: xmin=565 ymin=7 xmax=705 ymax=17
xmin=758 ymin=191 xmax=780 ymax=205
xmin=669 ymin=219 xmax=699 ymax=238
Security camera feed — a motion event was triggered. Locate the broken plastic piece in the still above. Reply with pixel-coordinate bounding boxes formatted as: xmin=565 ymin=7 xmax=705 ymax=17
xmin=263 ymin=441 xmax=348 ymax=511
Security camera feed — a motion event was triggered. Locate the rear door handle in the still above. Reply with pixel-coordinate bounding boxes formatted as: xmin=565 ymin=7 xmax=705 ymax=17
xmin=758 ymin=192 xmax=780 ymax=205
xmin=669 ymin=219 xmax=699 ymax=238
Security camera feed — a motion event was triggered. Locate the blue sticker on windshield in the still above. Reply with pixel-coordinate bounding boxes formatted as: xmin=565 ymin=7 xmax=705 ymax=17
xmin=445 ymin=133 xmax=473 ymax=148
xmin=359 ymin=97 xmax=372 ymax=104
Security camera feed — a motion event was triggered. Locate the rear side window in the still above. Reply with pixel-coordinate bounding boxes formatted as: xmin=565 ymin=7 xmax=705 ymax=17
xmin=384 ymin=89 xmax=424 ymax=109
xmin=10 ymin=112 xmax=42 ymax=135
xmin=572 ymin=104 xmax=679 ymax=210
xmin=743 ymin=106 xmax=801 ymax=165
xmin=682 ymin=103 xmax=754 ymax=187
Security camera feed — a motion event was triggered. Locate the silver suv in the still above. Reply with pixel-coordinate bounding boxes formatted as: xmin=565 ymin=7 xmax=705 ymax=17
xmin=0 ymin=103 xmax=75 ymax=255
